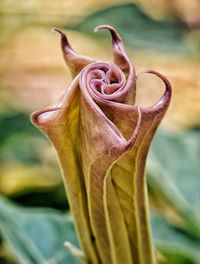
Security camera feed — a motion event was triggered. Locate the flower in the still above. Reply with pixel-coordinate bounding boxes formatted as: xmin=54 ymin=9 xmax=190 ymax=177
xmin=31 ymin=25 xmax=171 ymax=264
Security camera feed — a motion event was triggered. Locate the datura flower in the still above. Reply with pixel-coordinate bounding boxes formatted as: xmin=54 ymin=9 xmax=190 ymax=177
xmin=31 ymin=25 xmax=171 ymax=264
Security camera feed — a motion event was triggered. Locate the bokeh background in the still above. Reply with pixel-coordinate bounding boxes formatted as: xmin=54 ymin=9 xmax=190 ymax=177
xmin=0 ymin=1 xmax=200 ymax=263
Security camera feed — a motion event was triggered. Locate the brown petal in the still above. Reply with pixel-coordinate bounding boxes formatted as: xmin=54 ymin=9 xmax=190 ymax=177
xmin=53 ymin=28 xmax=95 ymax=77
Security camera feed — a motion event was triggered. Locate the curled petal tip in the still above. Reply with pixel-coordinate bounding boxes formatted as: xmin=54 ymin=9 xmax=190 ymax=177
xmin=93 ymin=26 xmax=99 ymax=33
xmin=140 ymin=70 xmax=172 ymax=96
xmin=94 ymin=24 xmax=122 ymax=43
xmin=53 ymin=28 xmax=95 ymax=76
xmin=51 ymin=27 xmax=63 ymax=35
xmin=52 ymin=27 xmax=74 ymax=60
xmin=52 ymin=27 xmax=65 ymax=37
xmin=52 ymin=27 xmax=57 ymax=34
xmin=94 ymin=24 xmax=116 ymax=32
xmin=93 ymin=25 xmax=112 ymax=32
xmin=137 ymin=70 xmax=172 ymax=111
xmin=51 ymin=28 xmax=67 ymax=39
xmin=30 ymin=107 xmax=62 ymax=129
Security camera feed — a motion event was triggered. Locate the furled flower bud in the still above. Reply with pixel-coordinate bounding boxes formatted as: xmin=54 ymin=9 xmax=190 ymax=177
xmin=31 ymin=25 xmax=171 ymax=264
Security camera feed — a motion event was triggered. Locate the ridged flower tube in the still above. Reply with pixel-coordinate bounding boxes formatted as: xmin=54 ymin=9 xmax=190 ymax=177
xmin=31 ymin=25 xmax=171 ymax=264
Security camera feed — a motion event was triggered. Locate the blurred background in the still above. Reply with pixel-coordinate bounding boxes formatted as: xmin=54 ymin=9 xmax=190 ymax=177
xmin=0 ymin=1 xmax=200 ymax=264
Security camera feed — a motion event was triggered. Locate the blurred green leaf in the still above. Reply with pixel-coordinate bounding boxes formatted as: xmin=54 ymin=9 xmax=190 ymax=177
xmin=11 ymin=184 xmax=68 ymax=210
xmin=148 ymin=129 xmax=200 ymax=239
xmin=1 ymin=197 xmax=200 ymax=264
xmin=152 ymin=215 xmax=200 ymax=264
xmin=0 ymin=110 xmax=39 ymax=145
xmin=0 ymin=110 xmax=43 ymax=164
xmin=0 ymin=110 xmax=64 ymax=198
xmin=0 ymin=196 xmax=80 ymax=264
xmin=71 ymin=3 xmax=189 ymax=53
xmin=0 ymin=135 xmax=41 ymax=164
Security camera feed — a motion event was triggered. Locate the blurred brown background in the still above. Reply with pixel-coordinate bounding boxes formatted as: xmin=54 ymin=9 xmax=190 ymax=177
xmin=1 ymin=0 xmax=200 ymax=124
